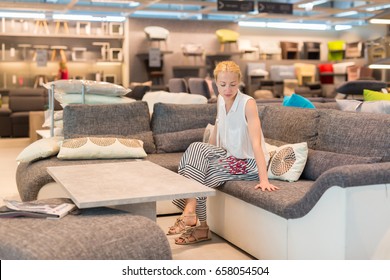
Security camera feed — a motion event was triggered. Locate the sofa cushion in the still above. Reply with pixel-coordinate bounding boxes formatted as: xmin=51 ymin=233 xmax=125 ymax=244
xmin=151 ymin=103 xmax=216 ymax=153
xmin=154 ymin=128 xmax=205 ymax=153
xmin=63 ymin=102 xmax=152 ymax=139
xmin=146 ymin=153 xmax=183 ymax=173
xmin=57 ymin=137 xmax=147 ymax=160
xmin=44 ymin=80 xmax=131 ymax=96
xmin=302 ymin=149 xmax=382 ymax=180
xmin=316 ymin=109 xmax=390 ymax=161
xmin=151 ymin=103 xmax=217 ymax=134
xmin=261 ymin=106 xmax=319 ymax=149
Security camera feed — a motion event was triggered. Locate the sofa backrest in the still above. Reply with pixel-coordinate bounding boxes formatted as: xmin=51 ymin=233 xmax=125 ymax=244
xmin=260 ymin=106 xmax=319 ymax=149
xmin=316 ymin=109 xmax=390 ymax=161
xmin=151 ymin=103 xmax=217 ymax=153
xmin=9 ymin=88 xmax=46 ymax=112
xmin=63 ymin=101 xmax=156 ymax=153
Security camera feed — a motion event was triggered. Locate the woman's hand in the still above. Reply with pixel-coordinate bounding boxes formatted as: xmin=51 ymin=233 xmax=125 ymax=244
xmin=254 ymin=181 xmax=279 ymax=192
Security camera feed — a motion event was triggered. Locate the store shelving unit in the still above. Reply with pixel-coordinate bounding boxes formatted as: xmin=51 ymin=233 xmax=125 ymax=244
xmin=0 ymin=18 xmax=127 ymax=89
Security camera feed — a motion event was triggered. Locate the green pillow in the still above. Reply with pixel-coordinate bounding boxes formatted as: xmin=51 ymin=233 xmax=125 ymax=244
xmin=363 ymin=89 xmax=390 ymax=101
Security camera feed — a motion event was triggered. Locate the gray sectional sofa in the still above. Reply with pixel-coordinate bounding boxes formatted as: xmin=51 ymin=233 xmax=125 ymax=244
xmin=16 ymin=101 xmax=390 ymax=259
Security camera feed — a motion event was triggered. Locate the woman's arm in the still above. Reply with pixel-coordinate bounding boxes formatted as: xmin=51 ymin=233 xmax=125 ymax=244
xmin=245 ymin=99 xmax=279 ymax=191
xmin=208 ymin=121 xmax=218 ymax=146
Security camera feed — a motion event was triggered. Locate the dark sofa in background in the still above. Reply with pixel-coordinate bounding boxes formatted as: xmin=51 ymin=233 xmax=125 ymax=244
xmin=0 ymin=88 xmax=61 ymax=138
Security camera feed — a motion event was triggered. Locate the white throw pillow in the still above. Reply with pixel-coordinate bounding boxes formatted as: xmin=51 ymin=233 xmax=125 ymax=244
xmin=336 ymin=99 xmax=390 ymax=114
xmin=55 ymin=93 xmax=136 ymax=107
xmin=44 ymin=79 xmax=131 ymax=96
xmin=57 ymin=137 xmax=147 ymax=160
xmin=267 ymin=142 xmax=308 ymax=182
xmin=203 ymin=123 xmax=214 ymax=143
xmin=16 ymin=137 xmax=63 ymax=163
xmin=142 ymin=91 xmax=208 ymax=114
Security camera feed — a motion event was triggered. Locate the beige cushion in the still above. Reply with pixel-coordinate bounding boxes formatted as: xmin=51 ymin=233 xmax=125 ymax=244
xmin=266 ymin=142 xmax=308 ymax=182
xmin=16 ymin=137 xmax=63 ymax=162
xmin=57 ymin=137 xmax=147 ymax=160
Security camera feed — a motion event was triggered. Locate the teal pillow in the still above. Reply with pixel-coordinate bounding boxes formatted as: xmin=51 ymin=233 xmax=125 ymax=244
xmin=283 ymin=93 xmax=316 ymax=109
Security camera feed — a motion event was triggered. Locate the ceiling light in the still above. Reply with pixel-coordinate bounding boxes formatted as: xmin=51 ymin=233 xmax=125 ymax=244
xmin=238 ymin=21 xmax=266 ymax=28
xmin=369 ymin=18 xmax=390 ymax=24
xmin=368 ymin=64 xmax=390 ymax=70
xmin=266 ymin=22 xmax=328 ymax=31
xmin=298 ymin=0 xmax=328 ymax=9
xmin=366 ymin=4 xmax=390 ymax=12
xmin=91 ymin=0 xmax=140 ymax=6
xmin=335 ymin=25 xmax=352 ymax=31
xmin=0 ymin=12 xmax=45 ymax=19
xmin=334 ymin=11 xmax=358 ymax=17
xmin=53 ymin=14 xmax=126 ymax=22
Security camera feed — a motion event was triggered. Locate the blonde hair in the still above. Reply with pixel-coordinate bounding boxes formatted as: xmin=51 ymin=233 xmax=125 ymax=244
xmin=213 ymin=61 xmax=242 ymax=82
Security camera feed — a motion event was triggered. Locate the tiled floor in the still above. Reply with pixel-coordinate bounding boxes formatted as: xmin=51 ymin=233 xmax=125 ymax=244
xmin=0 ymin=137 xmax=254 ymax=260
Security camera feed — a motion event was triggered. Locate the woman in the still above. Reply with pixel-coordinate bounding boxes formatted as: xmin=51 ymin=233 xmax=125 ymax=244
xmin=168 ymin=61 xmax=278 ymax=245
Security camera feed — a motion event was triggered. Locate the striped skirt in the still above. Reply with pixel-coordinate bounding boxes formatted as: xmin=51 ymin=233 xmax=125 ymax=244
xmin=172 ymin=142 xmax=259 ymax=222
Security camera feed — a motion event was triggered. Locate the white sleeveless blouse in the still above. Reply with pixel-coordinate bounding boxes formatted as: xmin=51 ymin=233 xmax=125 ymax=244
xmin=216 ymin=92 xmax=269 ymax=164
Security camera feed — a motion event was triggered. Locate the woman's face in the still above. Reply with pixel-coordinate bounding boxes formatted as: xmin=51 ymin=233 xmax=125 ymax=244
xmin=216 ymin=71 xmax=240 ymax=101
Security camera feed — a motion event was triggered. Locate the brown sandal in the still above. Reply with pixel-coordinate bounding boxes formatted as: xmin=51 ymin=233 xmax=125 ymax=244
xmin=174 ymin=226 xmax=212 ymax=245
xmin=167 ymin=214 xmax=198 ymax=235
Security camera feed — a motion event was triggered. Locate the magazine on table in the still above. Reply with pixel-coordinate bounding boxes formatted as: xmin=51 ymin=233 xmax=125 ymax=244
xmin=0 ymin=198 xmax=76 ymax=219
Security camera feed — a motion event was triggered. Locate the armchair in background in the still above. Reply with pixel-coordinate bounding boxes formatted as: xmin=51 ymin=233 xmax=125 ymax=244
xmin=327 ymin=40 xmax=345 ymax=61
xmin=144 ymin=26 xmax=170 ymax=49
xmin=333 ymin=62 xmax=355 ymax=87
xmin=181 ymin=43 xmax=204 ymax=64
xmin=303 ymin=42 xmax=321 ymax=60
xmin=294 ymin=63 xmax=317 ymax=86
xmin=345 ymin=41 xmax=364 ymax=59
xmin=238 ymin=39 xmax=258 ymax=58
xmin=258 ymin=41 xmax=282 ymax=60
xmin=188 ymin=78 xmax=211 ymax=99
xmin=280 ymin=41 xmax=299 ymax=60
xmin=215 ymin=29 xmax=239 ymax=52
xmin=168 ymin=78 xmax=188 ymax=93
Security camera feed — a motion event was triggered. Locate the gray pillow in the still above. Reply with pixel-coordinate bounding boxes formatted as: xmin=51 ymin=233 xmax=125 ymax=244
xmin=301 ymin=149 xmax=382 ymax=180
xmin=154 ymin=128 xmax=205 ymax=153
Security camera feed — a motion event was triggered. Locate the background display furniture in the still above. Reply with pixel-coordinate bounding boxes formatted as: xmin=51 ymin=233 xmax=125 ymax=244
xmin=294 ymin=63 xmax=317 ymax=86
xmin=303 ymin=42 xmax=321 ymax=60
xmin=318 ymin=63 xmax=334 ymax=84
xmin=246 ymin=62 xmax=268 ymax=96
xmin=258 ymin=41 xmax=282 ymax=60
xmin=332 ymin=62 xmax=355 ymax=86
xmin=345 ymin=41 xmax=364 ymax=59
xmin=54 ymin=20 xmax=69 ymax=34
xmin=280 ymin=41 xmax=299 ymax=60
xmin=181 ymin=43 xmax=204 ymax=64
xmin=188 ymin=77 xmax=211 ymax=99
xmin=144 ymin=26 xmax=170 ymax=49
xmin=238 ymin=39 xmax=258 ymax=58
xmin=215 ymin=29 xmax=239 ymax=52
xmin=269 ymin=65 xmax=296 ymax=97
xmin=50 ymin=45 xmax=67 ymax=62
xmin=34 ymin=19 xmax=49 ymax=35
xmin=144 ymin=58 xmax=165 ymax=86
xmin=168 ymin=78 xmax=188 ymax=93
xmin=327 ymin=40 xmax=345 ymax=61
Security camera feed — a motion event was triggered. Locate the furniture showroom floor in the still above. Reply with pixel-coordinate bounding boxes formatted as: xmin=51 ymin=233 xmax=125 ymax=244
xmin=0 ymin=138 xmax=254 ymax=260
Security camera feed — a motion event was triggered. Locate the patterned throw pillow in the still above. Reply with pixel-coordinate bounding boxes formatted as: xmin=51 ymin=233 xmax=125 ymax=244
xmin=57 ymin=137 xmax=147 ymax=159
xmin=267 ymin=142 xmax=308 ymax=182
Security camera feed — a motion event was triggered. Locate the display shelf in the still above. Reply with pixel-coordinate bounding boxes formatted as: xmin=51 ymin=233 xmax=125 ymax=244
xmin=0 ymin=32 xmax=123 ymax=40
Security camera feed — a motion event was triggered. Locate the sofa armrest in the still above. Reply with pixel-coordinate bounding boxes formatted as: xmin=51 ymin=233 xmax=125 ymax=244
xmin=314 ymin=162 xmax=390 ymax=190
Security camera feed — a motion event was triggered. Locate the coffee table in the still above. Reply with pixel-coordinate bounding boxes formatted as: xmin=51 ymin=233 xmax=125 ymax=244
xmin=47 ymin=160 xmax=215 ymax=221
